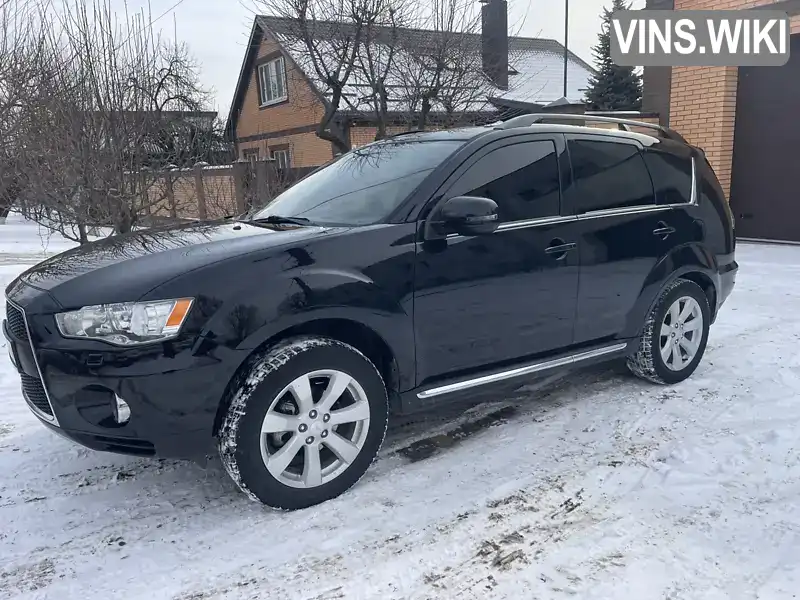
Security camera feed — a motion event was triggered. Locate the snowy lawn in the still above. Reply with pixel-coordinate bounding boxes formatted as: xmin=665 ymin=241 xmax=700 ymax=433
xmin=0 ymin=213 xmax=105 ymax=266
xmin=2 ymin=218 xmax=800 ymax=599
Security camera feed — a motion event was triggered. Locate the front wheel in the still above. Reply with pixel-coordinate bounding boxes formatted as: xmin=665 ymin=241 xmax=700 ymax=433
xmin=218 ymin=337 xmax=388 ymax=509
xmin=627 ymin=279 xmax=711 ymax=385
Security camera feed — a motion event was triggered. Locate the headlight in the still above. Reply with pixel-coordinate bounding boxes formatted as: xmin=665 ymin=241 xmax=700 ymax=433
xmin=55 ymin=298 xmax=194 ymax=346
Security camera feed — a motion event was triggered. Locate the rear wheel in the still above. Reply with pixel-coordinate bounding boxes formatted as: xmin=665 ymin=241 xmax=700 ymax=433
xmin=218 ymin=337 xmax=388 ymax=509
xmin=627 ymin=279 xmax=711 ymax=385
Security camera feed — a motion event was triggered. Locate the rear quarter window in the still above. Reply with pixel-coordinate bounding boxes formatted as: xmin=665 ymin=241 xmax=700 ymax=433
xmin=642 ymin=150 xmax=693 ymax=205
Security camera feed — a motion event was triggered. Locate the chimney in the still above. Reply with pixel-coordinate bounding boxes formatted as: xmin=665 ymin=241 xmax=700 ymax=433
xmin=481 ymin=0 xmax=508 ymax=90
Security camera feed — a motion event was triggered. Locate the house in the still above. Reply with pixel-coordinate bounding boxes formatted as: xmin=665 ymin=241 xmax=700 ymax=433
xmin=643 ymin=0 xmax=800 ymax=242
xmin=226 ymin=0 xmax=595 ymax=170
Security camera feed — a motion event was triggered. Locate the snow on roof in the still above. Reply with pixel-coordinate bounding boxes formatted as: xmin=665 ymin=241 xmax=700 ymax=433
xmin=257 ymin=16 xmax=594 ymax=113
xmin=501 ymin=39 xmax=594 ymax=105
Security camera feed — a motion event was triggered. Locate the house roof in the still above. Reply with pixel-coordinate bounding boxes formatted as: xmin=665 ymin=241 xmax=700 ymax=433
xmin=227 ymin=15 xmax=595 ymax=136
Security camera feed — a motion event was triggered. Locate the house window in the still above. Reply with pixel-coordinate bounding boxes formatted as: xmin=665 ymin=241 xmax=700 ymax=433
xmin=271 ymin=148 xmax=291 ymax=170
xmin=242 ymin=148 xmax=259 ymax=166
xmin=258 ymin=56 xmax=287 ymax=106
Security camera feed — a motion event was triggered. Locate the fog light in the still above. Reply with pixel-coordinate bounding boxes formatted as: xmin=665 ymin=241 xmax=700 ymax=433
xmin=114 ymin=395 xmax=131 ymax=425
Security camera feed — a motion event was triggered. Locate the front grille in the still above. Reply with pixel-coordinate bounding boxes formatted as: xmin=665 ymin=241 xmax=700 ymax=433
xmin=7 ymin=300 xmax=58 ymax=424
xmin=20 ymin=372 xmax=54 ymax=417
xmin=6 ymin=303 xmax=27 ymax=340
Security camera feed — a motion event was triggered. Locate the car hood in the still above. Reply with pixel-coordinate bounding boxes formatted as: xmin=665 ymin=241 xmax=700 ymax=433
xmin=11 ymin=220 xmax=333 ymax=309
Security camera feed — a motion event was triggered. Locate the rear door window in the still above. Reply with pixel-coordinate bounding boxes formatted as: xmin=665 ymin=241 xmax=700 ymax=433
xmin=567 ymin=139 xmax=656 ymax=213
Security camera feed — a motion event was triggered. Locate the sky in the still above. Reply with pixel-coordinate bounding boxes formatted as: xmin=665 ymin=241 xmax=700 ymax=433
xmin=108 ymin=0 xmax=645 ymax=119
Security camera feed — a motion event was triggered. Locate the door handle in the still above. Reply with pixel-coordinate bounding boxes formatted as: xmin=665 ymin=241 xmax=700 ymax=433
xmin=545 ymin=239 xmax=577 ymax=260
xmin=653 ymin=221 xmax=676 ymax=240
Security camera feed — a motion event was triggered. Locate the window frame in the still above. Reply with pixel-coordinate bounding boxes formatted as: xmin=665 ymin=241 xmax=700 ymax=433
xmin=257 ymin=55 xmax=288 ymax=107
xmin=422 ymin=133 xmax=570 ymax=240
xmin=271 ymin=146 xmax=291 ymax=170
xmin=563 ymin=133 xmax=662 ymax=218
xmin=242 ymin=147 xmax=260 ymax=166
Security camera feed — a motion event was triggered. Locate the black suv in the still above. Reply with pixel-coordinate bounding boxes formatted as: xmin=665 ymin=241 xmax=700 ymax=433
xmin=3 ymin=115 xmax=737 ymax=509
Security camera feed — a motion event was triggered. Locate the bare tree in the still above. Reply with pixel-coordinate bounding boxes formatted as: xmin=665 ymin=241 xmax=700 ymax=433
xmin=257 ymin=0 xmax=521 ymax=150
xmin=260 ymin=0 xmax=373 ymax=154
xmin=0 ymin=0 xmax=48 ymax=223
xmin=349 ymin=0 xmax=407 ymax=140
xmin=394 ymin=0 xmax=492 ymax=131
xmin=6 ymin=0 xmax=213 ymax=240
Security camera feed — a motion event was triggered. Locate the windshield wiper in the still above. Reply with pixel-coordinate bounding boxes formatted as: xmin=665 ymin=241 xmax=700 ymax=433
xmin=248 ymin=215 xmax=313 ymax=226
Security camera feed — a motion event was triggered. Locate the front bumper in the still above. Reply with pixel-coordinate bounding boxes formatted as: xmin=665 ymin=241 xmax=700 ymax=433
xmin=3 ymin=301 xmax=244 ymax=461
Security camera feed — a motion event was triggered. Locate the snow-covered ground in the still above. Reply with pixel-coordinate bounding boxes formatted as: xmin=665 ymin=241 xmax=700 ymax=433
xmin=0 ymin=213 xmax=105 ymax=266
xmin=2 ymin=216 xmax=800 ymax=600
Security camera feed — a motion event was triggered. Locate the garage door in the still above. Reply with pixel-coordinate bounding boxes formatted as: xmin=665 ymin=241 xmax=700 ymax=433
xmin=730 ymin=33 xmax=800 ymax=242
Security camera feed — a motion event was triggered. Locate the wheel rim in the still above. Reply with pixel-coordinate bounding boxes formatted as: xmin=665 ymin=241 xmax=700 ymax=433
xmin=259 ymin=369 xmax=371 ymax=489
xmin=659 ymin=296 xmax=704 ymax=372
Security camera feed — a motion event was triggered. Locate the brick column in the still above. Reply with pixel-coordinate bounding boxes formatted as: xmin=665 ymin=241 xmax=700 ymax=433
xmin=668 ymin=0 xmax=800 ymax=198
xmin=669 ymin=66 xmax=738 ymax=197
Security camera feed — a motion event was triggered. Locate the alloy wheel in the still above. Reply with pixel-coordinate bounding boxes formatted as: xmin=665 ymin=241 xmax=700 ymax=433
xmin=259 ymin=370 xmax=371 ymax=489
xmin=659 ymin=295 xmax=704 ymax=371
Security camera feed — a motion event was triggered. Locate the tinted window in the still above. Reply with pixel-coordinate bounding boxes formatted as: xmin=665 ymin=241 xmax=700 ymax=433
xmin=448 ymin=140 xmax=560 ymax=222
xmin=643 ymin=150 xmax=693 ymax=205
xmin=254 ymin=140 xmax=463 ymax=225
xmin=568 ymin=139 xmax=655 ymax=213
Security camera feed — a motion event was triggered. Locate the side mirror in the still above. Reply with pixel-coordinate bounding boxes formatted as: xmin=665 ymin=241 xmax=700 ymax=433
xmin=434 ymin=195 xmax=499 ymax=237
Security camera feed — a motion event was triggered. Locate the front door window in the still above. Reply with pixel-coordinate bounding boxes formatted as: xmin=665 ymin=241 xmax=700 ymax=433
xmin=446 ymin=140 xmax=561 ymax=222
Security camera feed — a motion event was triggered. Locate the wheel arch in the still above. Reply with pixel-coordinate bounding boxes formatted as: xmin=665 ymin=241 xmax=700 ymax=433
xmin=212 ymin=317 xmax=402 ymax=436
xmin=627 ymin=244 xmax=721 ymax=338
xmin=679 ymin=271 xmax=717 ymax=320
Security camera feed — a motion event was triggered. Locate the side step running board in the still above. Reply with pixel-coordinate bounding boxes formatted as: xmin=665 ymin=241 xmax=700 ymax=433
xmin=417 ymin=343 xmax=629 ymax=400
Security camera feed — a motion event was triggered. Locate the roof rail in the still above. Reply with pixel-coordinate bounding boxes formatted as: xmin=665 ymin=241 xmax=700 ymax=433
xmin=494 ymin=113 xmax=687 ymax=143
xmin=388 ymin=129 xmax=427 ymax=139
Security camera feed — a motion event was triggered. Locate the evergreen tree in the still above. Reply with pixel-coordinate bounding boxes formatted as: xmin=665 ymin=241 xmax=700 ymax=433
xmin=584 ymin=0 xmax=643 ymax=111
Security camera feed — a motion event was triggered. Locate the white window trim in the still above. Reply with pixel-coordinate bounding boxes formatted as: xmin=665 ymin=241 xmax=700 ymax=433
xmin=258 ymin=56 xmax=288 ymax=107
xmin=271 ymin=148 xmax=291 ymax=169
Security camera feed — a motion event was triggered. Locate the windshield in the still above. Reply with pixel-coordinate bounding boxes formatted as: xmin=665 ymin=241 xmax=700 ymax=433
xmin=252 ymin=139 xmax=463 ymax=225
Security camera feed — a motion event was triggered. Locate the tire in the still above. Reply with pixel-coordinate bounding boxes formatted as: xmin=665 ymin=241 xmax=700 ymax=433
xmin=218 ymin=336 xmax=388 ymax=509
xmin=627 ymin=278 xmax=711 ymax=385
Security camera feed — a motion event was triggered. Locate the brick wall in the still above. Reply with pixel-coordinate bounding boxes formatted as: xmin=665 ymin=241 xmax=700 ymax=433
xmin=240 ymin=125 xmax=436 ymax=168
xmin=147 ymin=166 xmax=238 ymax=220
xmin=669 ymin=0 xmax=800 ymax=197
xmin=238 ymin=132 xmax=333 ymax=168
xmin=670 ymin=65 xmax=739 ymax=195
xmin=350 ymin=126 xmax=409 ymax=148
xmin=234 ymin=34 xmax=325 ymax=141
